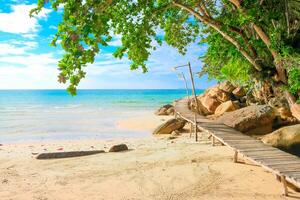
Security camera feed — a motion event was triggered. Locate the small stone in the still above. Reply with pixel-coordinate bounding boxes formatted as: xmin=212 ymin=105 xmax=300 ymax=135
xmin=109 ymin=144 xmax=129 ymax=152
xmin=57 ymin=147 xmax=63 ymax=151
xmin=0 ymin=144 xmax=3 ymax=146
xmin=167 ymin=136 xmax=177 ymax=140
xmin=31 ymin=152 xmax=39 ymax=155
xmin=191 ymin=159 xmax=197 ymax=163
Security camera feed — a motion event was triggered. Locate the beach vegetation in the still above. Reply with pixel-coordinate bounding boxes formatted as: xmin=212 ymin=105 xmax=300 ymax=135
xmin=31 ymin=0 xmax=299 ymax=104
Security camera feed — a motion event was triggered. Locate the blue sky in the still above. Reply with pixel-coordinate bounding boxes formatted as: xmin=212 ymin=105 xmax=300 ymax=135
xmin=0 ymin=0 xmax=216 ymax=89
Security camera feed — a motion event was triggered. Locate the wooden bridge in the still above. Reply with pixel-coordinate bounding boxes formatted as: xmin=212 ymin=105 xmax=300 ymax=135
xmin=174 ymin=97 xmax=300 ymax=196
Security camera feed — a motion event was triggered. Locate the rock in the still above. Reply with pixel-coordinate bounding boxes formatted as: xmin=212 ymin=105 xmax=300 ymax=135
xmin=276 ymin=107 xmax=293 ymax=120
xmin=171 ymin=130 xmax=181 ymax=136
xmin=200 ymin=95 xmax=221 ymax=114
xmin=109 ymin=144 xmax=129 ymax=152
xmin=206 ymin=86 xmax=231 ymax=102
xmin=167 ymin=136 xmax=177 ymax=140
xmin=232 ymin=87 xmax=246 ymax=98
xmin=261 ymin=125 xmax=300 ymax=155
xmin=155 ymin=104 xmax=174 ymax=116
xmin=153 ymin=118 xmax=186 ymax=135
xmin=166 ymin=107 xmax=175 ymax=115
xmin=219 ymin=81 xmax=235 ymax=93
xmin=190 ymin=96 xmax=211 ymax=115
xmin=291 ymin=103 xmax=300 ymax=121
xmin=216 ymin=105 xmax=276 ymax=135
xmin=214 ymin=100 xmax=239 ymax=116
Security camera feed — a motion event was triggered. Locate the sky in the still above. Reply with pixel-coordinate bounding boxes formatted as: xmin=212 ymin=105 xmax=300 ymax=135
xmin=0 ymin=0 xmax=216 ymax=90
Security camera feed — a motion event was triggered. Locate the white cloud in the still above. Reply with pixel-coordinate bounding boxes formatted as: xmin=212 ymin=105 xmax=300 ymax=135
xmin=0 ymin=40 xmax=38 ymax=55
xmin=0 ymin=53 xmax=58 ymax=66
xmin=0 ymin=4 xmax=52 ymax=35
xmin=0 ymin=53 xmax=60 ymax=89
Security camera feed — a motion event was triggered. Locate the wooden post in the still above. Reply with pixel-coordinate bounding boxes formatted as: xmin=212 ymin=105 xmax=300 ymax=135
xmin=189 ymin=123 xmax=193 ymax=138
xmin=212 ymin=136 xmax=215 ymax=146
xmin=233 ymin=150 xmax=238 ymax=163
xmin=194 ymin=112 xmax=198 ymax=142
xmin=188 ymin=62 xmax=199 ymax=142
xmin=280 ymin=175 xmax=288 ymax=196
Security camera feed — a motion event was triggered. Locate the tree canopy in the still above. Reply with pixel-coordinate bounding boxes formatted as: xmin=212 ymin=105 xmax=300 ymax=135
xmin=31 ymin=0 xmax=300 ymax=101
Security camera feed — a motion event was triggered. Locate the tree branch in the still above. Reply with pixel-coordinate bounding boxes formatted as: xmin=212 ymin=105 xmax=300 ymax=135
xmin=172 ymin=1 xmax=262 ymax=71
xmin=229 ymin=0 xmax=288 ymax=83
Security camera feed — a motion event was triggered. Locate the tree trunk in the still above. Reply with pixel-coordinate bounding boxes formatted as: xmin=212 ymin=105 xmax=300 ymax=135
xmin=286 ymin=91 xmax=300 ymax=121
xmin=229 ymin=0 xmax=288 ymax=84
xmin=172 ymin=1 xmax=262 ymax=71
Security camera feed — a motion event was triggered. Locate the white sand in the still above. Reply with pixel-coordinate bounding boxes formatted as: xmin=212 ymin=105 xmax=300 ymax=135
xmin=0 ymin=114 xmax=299 ymax=200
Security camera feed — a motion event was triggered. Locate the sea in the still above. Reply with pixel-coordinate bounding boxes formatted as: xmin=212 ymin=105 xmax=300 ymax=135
xmin=0 ymin=89 xmax=203 ymax=143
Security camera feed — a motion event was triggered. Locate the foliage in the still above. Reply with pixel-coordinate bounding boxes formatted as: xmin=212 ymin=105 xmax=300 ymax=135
xmin=31 ymin=0 xmax=300 ymax=99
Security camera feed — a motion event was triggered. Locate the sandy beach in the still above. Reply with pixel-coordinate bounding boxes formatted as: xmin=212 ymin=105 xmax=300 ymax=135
xmin=0 ymin=114 xmax=299 ymax=200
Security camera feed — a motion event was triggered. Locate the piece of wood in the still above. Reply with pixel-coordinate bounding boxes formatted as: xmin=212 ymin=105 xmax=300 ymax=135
xmin=212 ymin=136 xmax=215 ymax=146
xmin=234 ymin=150 xmax=238 ymax=163
xmin=36 ymin=150 xmax=105 ymax=160
xmin=281 ymin=175 xmax=289 ymax=196
xmin=189 ymin=123 xmax=193 ymax=138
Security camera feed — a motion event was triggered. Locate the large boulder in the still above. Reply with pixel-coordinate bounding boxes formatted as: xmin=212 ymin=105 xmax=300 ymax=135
xmin=214 ymin=100 xmax=239 ymax=116
xmin=190 ymin=85 xmax=234 ymax=115
xmin=189 ymin=96 xmax=211 ymax=115
xmin=200 ymin=95 xmax=221 ymax=114
xmin=219 ymin=81 xmax=235 ymax=93
xmin=261 ymin=125 xmax=300 ymax=155
xmin=205 ymin=86 xmax=231 ymax=102
xmin=155 ymin=104 xmax=174 ymax=116
xmin=153 ymin=118 xmax=186 ymax=135
xmin=216 ymin=105 xmax=276 ymax=135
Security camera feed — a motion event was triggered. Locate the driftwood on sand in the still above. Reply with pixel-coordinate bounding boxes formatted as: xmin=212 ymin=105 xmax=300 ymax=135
xmin=36 ymin=150 xmax=105 ymax=160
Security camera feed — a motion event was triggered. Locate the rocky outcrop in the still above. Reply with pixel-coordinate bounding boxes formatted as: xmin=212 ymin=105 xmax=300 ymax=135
xmin=261 ymin=125 xmax=300 ymax=155
xmin=109 ymin=144 xmax=129 ymax=152
xmin=216 ymin=105 xmax=276 ymax=135
xmin=153 ymin=118 xmax=186 ymax=135
xmin=214 ymin=100 xmax=239 ymax=116
xmin=190 ymin=85 xmax=233 ymax=115
xmin=155 ymin=104 xmax=174 ymax=116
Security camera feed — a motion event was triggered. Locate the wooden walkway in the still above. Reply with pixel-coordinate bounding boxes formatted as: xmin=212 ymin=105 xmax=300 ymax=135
xmin=174 ymin=97 xmax=300 ymax=196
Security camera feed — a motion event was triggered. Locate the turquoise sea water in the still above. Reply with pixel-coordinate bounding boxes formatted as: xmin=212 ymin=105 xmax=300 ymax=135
xmin=0 ymin=89 xmax=203 ymax=143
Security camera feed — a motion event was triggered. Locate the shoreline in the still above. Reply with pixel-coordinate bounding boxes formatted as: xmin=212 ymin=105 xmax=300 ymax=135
xmin=1 ymin=113 xmax=300 ymax=199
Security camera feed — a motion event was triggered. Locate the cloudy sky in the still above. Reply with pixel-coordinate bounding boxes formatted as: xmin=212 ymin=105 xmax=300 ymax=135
xmin=0 ymin=0 xmax=216 ymax=90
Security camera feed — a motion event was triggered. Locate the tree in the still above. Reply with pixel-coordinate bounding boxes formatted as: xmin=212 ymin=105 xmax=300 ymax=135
xmin=31 ymin=0 xmax=299 ymax=111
